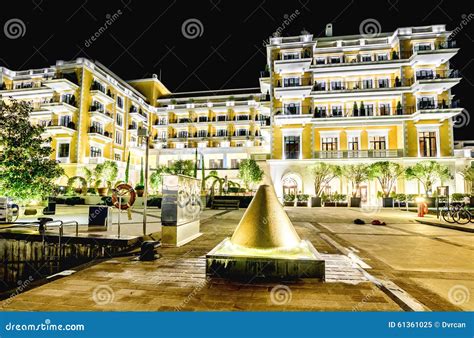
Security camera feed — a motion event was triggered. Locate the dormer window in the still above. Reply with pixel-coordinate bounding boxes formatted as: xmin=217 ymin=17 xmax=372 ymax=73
xmin=283 ymin=52 xmax=300 ymax=60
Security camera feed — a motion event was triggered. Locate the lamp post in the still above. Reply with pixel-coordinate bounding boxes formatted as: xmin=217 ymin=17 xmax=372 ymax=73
xmin=138 ymin=127 xmax=149 ymax=236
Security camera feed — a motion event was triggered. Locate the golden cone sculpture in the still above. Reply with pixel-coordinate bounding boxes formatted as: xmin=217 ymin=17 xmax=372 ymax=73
xmin=230 ymin=184 xmax=301 ymax=249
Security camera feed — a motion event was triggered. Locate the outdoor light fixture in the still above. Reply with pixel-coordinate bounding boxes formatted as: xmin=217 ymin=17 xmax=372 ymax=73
xmin=415 ymin=196 xmax=426 ymax=203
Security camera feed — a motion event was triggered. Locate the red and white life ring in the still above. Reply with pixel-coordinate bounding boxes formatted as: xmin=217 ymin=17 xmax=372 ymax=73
xmin=111 ymin=184 xmax=136 ymax=210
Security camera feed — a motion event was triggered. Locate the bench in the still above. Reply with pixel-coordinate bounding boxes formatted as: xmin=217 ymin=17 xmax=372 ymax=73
xmin=211 ymin=199 xmax=240 ymax=210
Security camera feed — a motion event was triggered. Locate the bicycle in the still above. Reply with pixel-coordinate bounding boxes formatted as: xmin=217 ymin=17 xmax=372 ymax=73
xmin=441 ymin=202 xmax=472 ymax=224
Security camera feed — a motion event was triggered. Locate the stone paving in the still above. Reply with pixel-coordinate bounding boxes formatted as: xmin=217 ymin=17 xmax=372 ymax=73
xmin=0 ymin=207 xmax=472 ymax=311
xmin=0 ymin=208 xmax=400 ymax=311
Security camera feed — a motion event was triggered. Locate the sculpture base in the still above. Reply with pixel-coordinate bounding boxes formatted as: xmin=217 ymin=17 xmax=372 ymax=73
xmin=206 ymin=238 xmax=325 ymax=280
xmin=162 ymin=220 xmax=201 ymax=247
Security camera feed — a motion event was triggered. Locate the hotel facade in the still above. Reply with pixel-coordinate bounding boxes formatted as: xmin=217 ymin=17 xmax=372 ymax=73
xmin=0 ymin=24 xmax=472 ymax=204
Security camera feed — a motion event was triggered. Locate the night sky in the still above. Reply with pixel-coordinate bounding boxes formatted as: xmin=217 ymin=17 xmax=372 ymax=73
xmin=1 ymin=0 xmax=473 ymax=139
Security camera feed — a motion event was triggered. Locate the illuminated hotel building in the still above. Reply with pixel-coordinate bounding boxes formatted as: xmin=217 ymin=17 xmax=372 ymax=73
xmin=0 ymin=24 xmax=471 ymax=203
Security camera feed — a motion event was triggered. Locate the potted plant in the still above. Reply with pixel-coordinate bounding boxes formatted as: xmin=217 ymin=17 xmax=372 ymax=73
xmin=405 ymin=161 xmax=452 ymax=206
xmin=283 ymin=193 xmax=296 ymax=206
xmin=135 ymin=157 xmax=145 ymax=197
xmin=95 ymin=161 xmax=118 ymax=196
xmin=67 ymin=176 xmax=87 ymax=195
xmin=308 ymin=163 xmax=341 ymax=207
xmin=296 ymin=194 xmax=309 ymax=206
xmin=460 ymin=166 xmax=474 ymax=206
xmin=342 ymin=164 xmax=370 ymax=207
xmin=368 ymin=161 xmax=404 ymax=207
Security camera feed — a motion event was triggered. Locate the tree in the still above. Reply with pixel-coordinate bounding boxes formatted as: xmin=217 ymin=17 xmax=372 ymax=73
xmin=342 ymin=164 xmax=370 ymax=198
xmin=0 ymin=100 xmax=64 ymax=204
xmin=360 ymin=101 xmax=366 ymax=116
xmin=169 ymin=160 xmax=194 ymax=176
xmin=95 ymin=161 xmax=118 ymax=188
xmin=352 ymin=102 xmax=358 ymax=117
xmin=124 ymin=151 xmax=131 ymax=183
xmin=139 ymin=157 xmax=144 ymax=186
xmin=460 ymin=166 xmax=474 ymax=193
xmin=368 ymin=161 xmax=404 ymax=198
xmin=308 ymin=163 xmax=341 ymax=196
xmin=193 ymin=148 xmax=198 ymax=178
xmin=405 ymin=161 xmax=452 ymax=196
xmin=149 ymin=165 xmax=169 ymax=194
xmin=238 ymin=159 xmax=264 ymax=190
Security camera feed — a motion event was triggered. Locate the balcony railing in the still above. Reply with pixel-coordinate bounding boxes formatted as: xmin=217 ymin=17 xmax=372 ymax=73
xmin=88 ymin=127 xmax=111 ymax=137
xmin=314 ymin=149 xmax=404 ymax=159
xmin=414 ymin=69 xmax=460 ymax=81
xmin=45 ymin=121 xmax=76 ymax=130
xmin=313 ymin=78 xmax=412 ymax=92
xmin=417 ymin=100 xmax=461 ymax=110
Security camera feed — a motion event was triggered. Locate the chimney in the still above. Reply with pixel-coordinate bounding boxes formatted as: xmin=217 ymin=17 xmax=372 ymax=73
xmin=325 ymin=23 xmax=333 ymax=37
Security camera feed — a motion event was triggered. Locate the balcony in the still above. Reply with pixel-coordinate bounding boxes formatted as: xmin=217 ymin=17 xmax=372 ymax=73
xmin=43 ymin=121 xmax=77 ymax=136
xmin=313 ymin=149 xmax=404 ymax=159
xmin=274 ymin=57 xmax=313 ymax=74
xmin=90 ymin=89 xmax=115 ymax=105
xmin=43 ymin=77 xmax=79 ymax=92
xmin=41 ymin=98 xmax=78 ymax=114
xmin=130 ymin=108 xmax=148 ymax=122
xmin=89 ymin=107 xmax=113 ymax=123
xmin=87 ymin=127 xmax=112 ymax=143
xmin=412 ymin=70 xmax=461 ymax=92
xmin=274 ymin=78 xmax=313 ymax=99
xmin=416 ymin=100 xmax=463 ymax=120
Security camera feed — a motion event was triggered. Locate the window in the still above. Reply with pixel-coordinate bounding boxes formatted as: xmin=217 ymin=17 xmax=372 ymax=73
xmin=198 ymin=116 xmax=208 ymax=122
xmin=230 ymin=159 xmax=241 ymax=169
xmin=361 ymin=54 xmax=372 ymax=62
xmin=331 ymin=81 xmax=343 ymax=90
xmin=283 ymin=77 xmax=300 ymax=87
xmin=379 ymin=103 xmax=391 ymax=116
xmin=414 ymin=43 xmax=432 ymax=51
xmin=321 ymin=137 xmax=338 ymax=151
xmin=114 ymin=153 xmax=121 ymax=161
xmin=284 ymin=103 xmax=300 ymax=115
xmin=178 ymin=130 xmax=188 ymax=138
xmin=59 ymin=115 xmax=71 ymax=127
xmin=283 ymin=52 xmax=300 ymax=60
xmin=115 ymin=131 xmax=122 ymax=145
xmin=209 ymin=159 xmax=223 ymax=169
xmin=314 ymin=81 xmax=326 ymax=91
xmin=236 ymin=129 xmax=248 ymax=136
xmin=197 ymin=130 xmax=207 ymax=137
xmin=362 ymin=79 xmax=373 ymax=89
xmin=90 ymin=146 xmax=102 ymax=158
xmin=330 ymin=56 xmax=341 ymax=64
xmin=416 ymin=69 xmax=434 ymax=80
xmin=217 ymin=115 xmax=227 ymax=122
xmin=116 ymin=113 xmax=123 ymax=127
xmin=419 ymin=131 xmax=437 ymax=157
xmin=315 ymin=106 xmax=327 ymax=117
xmin=315 ymin=57 xmax=326 ymax=65
xmin=331 ymin=106 xmax=343 ymax=117
xmin=284 ymin=136 xmax=300 ymax=159
xmin=369 ymin=136 xmax=386 ymax=150
xmin=348 ymin=137 xmax=359 ymax=151
xmin=91 ymin=101 xmax=104 ymax=112
xmin=418 ymin=97 xmax=435 ymax=109
xmin=216 ymin=129 xmax=227 ymax=137
xmin=58 ymin=143 xmax=70 ymax=158
xmin=117 ymin=96 xmax=123 ymax=109
xmin=91 ymin=121 xmax=103 ymax=134
xmin=378 ymin=78 xmax=389 ymax=88
xmin=365 ymin=104 xmax=374 ymax=116
xmin=377 ymin=53 xmax=388 ymax=61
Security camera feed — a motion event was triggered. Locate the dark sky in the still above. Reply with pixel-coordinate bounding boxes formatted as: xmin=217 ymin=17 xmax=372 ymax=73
xmin=1 ymin=0 xmax=473 ymax=139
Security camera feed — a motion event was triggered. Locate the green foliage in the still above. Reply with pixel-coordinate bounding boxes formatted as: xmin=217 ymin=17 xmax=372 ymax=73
xmin=193 ymin=149 xmax=198 ymax=178
xmin=341 ymin=164 xmax=370 ymax=197
xmin=149 ymin=166 xmax=168 ymax=193
xmin=451 ymin=193 xmax=469 ymax=202
xmin=405 ymin=161 xmax=452 ymax=196
xmin=67 ymin=176 xmax=87 ymax=194
xmin=169 ymin=160 xmax=194 ymax=176
xmin=0 ymin=100 xmax=64 ymax=204
xmin=460 ymin=166 xmax=474 ymax=191
xmin=368 ymin=161 xmax=404 ymax=198
xmin=284 ymin=193 xmax=295 ymax=202
xmin=95 ymin=161 xmax=118 ymax=188
xmin=297 ymin=194 xmax=309 ymax=202
xmin=139 ymin=157 xmax=144 ymax=186
xmin=238 ymin=159 xmax=264 ymax=190
xmin=308 ymin=163 xmax=341 ymax=196
xmin=124 ymin=151 xmax=130 ymax=183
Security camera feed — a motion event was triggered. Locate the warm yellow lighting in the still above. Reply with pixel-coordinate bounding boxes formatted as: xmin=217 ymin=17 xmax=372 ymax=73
xmin=415 ymin=196 xmax=425 ymax=203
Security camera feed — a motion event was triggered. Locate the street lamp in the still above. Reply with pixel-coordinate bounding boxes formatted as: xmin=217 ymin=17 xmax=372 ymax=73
xmin=138 ymin=127 xmax=149 ymax=236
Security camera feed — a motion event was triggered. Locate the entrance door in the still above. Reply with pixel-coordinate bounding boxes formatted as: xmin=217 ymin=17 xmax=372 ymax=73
xmin=359 ymin=185 xmax=368 ymax=203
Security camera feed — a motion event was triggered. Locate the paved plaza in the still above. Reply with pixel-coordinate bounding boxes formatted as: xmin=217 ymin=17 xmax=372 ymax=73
xmin=0 ymin=207 xmax=472 ymax=311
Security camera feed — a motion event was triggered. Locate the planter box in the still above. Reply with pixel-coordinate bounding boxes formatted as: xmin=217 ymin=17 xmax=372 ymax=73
xmin=350 ymin=197 xmax=361 ymax=207
xmin=382 ymin=197 xmax=394 ymax=208
xmin=311 ymin=197 xmax=322 ymax=207
xmin=284 ymin=201 xmax=295 ymax=207
xmin=296 ymin=201 xmax=308 ymax=207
